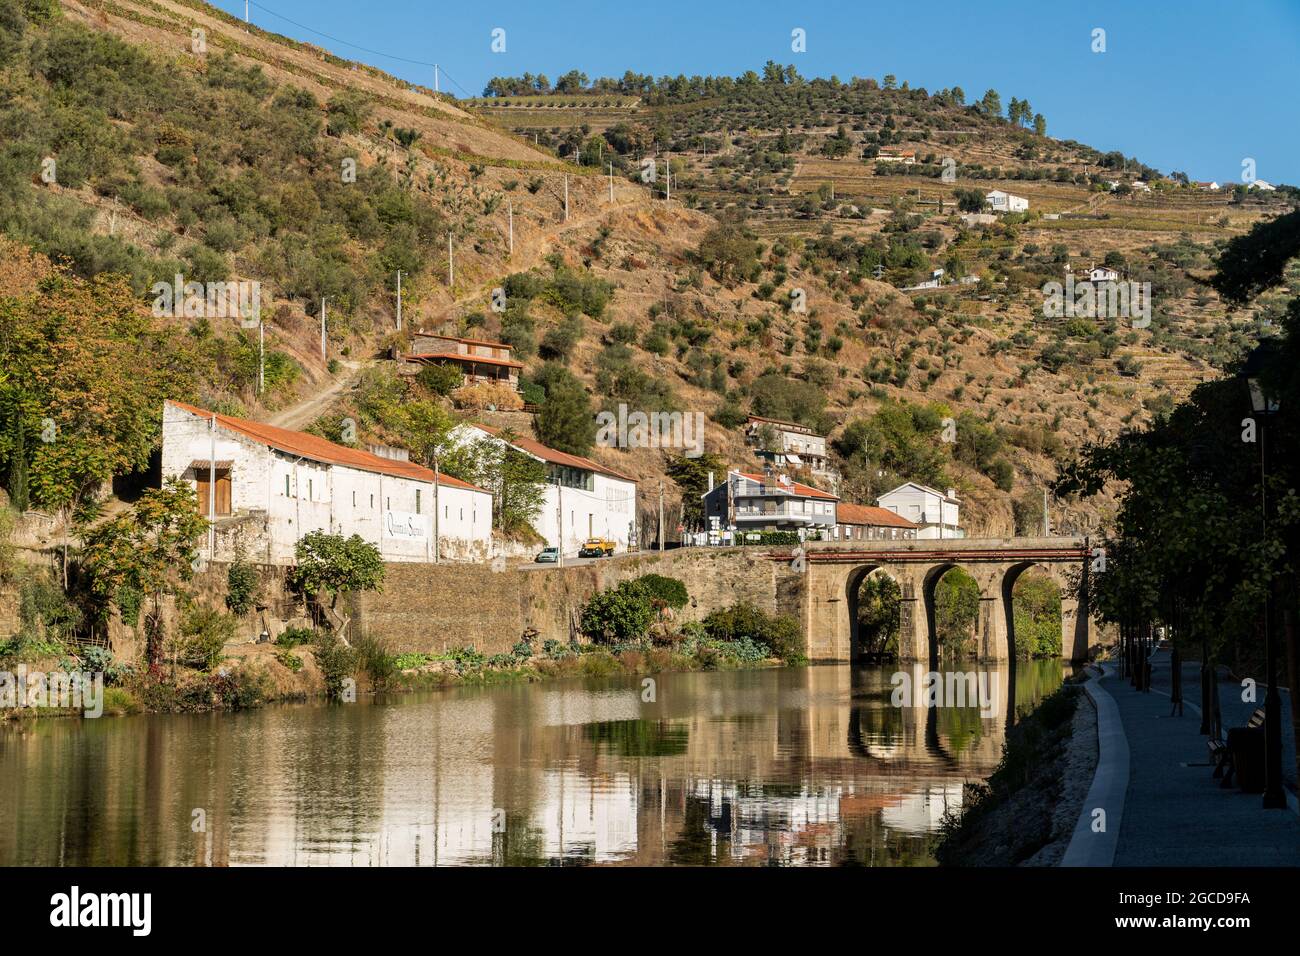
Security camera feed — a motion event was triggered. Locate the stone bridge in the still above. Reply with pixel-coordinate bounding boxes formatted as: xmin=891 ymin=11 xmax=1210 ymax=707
xmin=797 ymin=537 xmax=1095 ymax=663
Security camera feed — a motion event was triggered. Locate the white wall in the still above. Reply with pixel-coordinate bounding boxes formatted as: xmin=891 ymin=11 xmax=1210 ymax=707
xmin=535 ymin=472 xmax=638 ymax=555
xmin=163 ymin=404 xmax=491 ymax=563
xmin=878 ymin=485 xmax=963 ymax=539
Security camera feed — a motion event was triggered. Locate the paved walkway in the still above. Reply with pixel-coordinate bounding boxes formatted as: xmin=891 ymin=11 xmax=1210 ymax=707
xmin=1095 ymin=651 xmax=1300 ymax=866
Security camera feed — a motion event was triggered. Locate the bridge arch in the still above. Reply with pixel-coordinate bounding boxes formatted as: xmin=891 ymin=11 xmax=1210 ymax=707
xmin=845 ymin=564 xmax=904 ymax=661
xmin=1001 ymin=561 xmax=1086 ymax=663
xmin=921 ymin=562 xmax=998 ymax=664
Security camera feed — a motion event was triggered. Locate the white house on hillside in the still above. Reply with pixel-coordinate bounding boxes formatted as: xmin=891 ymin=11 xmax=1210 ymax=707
xmin=986 ymin=190 xmax=1029 ymax=213
xmin=876 ymin=482 xmax=964 ymax=539
xmin=162 ymin=401 xmax=492 ymax=563
xmin=450 ymin=424 xmax=638 ymax=555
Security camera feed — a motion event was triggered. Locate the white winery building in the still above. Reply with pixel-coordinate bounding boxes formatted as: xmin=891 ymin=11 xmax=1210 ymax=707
xmin=163 ymin=400 xmax=492 ymax=563
xmin=450 ymin=424 xmax=638 ymax=555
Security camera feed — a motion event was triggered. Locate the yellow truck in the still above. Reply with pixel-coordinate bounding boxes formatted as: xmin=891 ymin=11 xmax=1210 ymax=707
xmin=578 ymin=537 xmax=616 ymax=558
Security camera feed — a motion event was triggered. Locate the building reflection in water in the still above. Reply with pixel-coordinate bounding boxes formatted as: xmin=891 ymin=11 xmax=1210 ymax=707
xmin=0 ymin=661 xmax=1063 ymax=867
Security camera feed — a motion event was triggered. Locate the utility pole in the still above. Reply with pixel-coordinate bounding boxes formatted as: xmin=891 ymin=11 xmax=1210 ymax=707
xmin=507 ymin=199 xmax=513 ymax=256
xmin=608 ymin=162 xmax=614 ymax=202
xmin=244 ymin=0 xmax=248 ymax=23
xmin=432 ymin=449 xmax=440 ymax=564
xmin=258 ymin=318 xmax=265 ymax=394
xmin=665 ymin=155 xmax=671 ymax=203
xmin=657 ymin=481 xmax=664 ymax=552
xmin=564 ymin=174 xmax=569 ymax=221
xmin=207 ymin=413 xmax=217 ymax=558
xmin=434 ymin=64 xmax=439 ymax=93
xmin=395 ymin=270 xmax=403 ymax=331
xmin=447 ymin=234 xmax=454 ymax=287
xmin=555 ymin=479 xmax=564 ymax=567
xmin=1043 ymin=487 xmax=1050 ymax=536
xmin=319 ymin=297 xmax=327 ymax=362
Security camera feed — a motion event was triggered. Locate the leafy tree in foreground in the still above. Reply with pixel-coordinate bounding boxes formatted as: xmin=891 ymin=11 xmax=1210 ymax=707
xmin=81 ymin=478 xmax=208 ymax=667
xmin=289 ymin=532 xmax=385 ymax=645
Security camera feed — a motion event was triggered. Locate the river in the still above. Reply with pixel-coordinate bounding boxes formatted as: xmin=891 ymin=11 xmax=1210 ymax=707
xmin=0 ymin=660 xmax=1063 ymax=866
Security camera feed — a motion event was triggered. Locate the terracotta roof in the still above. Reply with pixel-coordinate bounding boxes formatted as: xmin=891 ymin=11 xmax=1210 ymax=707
xmin=407 ymin=352 xmax=524 ymax=369
xmin=745 ymin=414 xmax=817 ymax=434
xmin=415 ymin=332 xmax=513 ymax=350
xmin=470 ymin=424 xmax=637 ymax=483
xmin=736 ymin=471 xmax=838 ymax=501
xmin=166 ymin=401 xmax=488 ymax=493
xmin=836 ymin=503 xmax=917 ymax=529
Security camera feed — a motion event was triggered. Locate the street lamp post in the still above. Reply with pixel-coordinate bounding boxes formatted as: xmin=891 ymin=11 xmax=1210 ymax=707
xmin=1246 ymin=345 xmax=1285 ymax=810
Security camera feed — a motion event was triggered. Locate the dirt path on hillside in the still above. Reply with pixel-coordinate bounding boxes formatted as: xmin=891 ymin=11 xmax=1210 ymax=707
xmin=266 ymin=360 xmax=361 ymax=430
xmin=261 ymin=193 xmax=667 ymax=432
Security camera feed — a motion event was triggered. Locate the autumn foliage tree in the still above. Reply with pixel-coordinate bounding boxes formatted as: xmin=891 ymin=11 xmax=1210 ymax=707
xmin=0 ymin=248 xmax=182 ymax=514
xmin=80 ymin=478 xmax=208 ymax=666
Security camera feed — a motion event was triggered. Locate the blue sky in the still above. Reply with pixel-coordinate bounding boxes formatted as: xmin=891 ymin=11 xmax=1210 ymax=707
xmin=211 ymin=0 xmax=1300 ymax=185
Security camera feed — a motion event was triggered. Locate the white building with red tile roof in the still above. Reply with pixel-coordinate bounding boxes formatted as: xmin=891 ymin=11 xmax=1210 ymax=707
xmin=701 ymin=469 xmax=839 ymax=538
xmin=163 ymin=400 xmax=492 ymax=563
xmin=450 ymin=423 xmax=638 ymax=556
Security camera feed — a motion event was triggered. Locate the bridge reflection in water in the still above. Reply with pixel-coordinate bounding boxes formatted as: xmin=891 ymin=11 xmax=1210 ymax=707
xmin=0 ymin=661 xmax=1063 ymax=867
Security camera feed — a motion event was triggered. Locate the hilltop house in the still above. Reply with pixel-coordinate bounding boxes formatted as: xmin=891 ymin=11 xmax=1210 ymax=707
xmin=744 ymin=415 xmax=834 ymax=481
xmin=450 ymin=424 xmax=638 ymax=555
xmin=1089 ymin=265 xmax=1120 ymax=282
xmin=876 ymin=482 xmax=963 ymax=539
xmin=1250 ymin=179 xmax=1277 ymax=191
xmin=405 ymin=332 xmax=523 ymax=390
xmin=162 ymin=400 xmax=492 ymax=563
xmin=702 ymin=469 xmax=838 ymax=539
xmin=834 ymin=503 xmax=918 ymax=541
xmin=877 ymin=148 xmax=916 ymax=164
xmin=986 ymin=190 xmax=1029 ymax=213
xmin=1196 ymin=181 xmax=1221 ymax=191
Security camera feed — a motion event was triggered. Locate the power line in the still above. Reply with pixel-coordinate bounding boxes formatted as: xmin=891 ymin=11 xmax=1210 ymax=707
xmin=245 ymin=1 xmax=474 ymax=97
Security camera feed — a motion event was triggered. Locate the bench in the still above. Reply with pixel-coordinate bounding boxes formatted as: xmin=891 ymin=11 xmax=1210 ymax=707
xmin=1208 ymin=708 xmax=1265 ymax=788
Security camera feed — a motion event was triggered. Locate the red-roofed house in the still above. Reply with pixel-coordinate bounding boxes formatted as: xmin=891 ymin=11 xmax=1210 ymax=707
xmin=834 ymin=503 xmax=918 ymax=541
xmin=701 ymin=468 xmax=839 ymax=539
xmin=406 ymin=331 xmax=523 ymax=389
xmin=450 ymin=423 xmax=638 ymax=555
xmin=163 ymin=400 xmax=492 ymax=563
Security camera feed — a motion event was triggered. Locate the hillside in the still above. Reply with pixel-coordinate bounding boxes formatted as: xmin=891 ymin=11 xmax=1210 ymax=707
xmin=0 ymin=0 xmax=1294 ymax=543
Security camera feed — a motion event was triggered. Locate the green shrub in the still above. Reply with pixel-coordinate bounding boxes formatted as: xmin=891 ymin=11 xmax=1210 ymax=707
xmin=175 ymin=606 xmax=236 ymax=671
xmin=635 ymin=573 xmax=689 ymax=610
xmin=353 ymin=632 xmax=396 ymax=688
xmin=702 ymin=602 xmax=802 ymax=661
xmin=312 ymin=631 xmax=355 ymax=699
xmin=276 ymin=625 xmax=315 ymax=648
xmin=415 ymin=362 xmax=464 ymax=396
xmin=580 ymin=580 xmax=655 ymax=644
xmin=225 ymin=556 xmax=260 ymax=616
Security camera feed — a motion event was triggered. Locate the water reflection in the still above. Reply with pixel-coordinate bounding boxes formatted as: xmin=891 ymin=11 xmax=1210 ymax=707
xmin=0 ymin=661 xmax=1062 ymax=867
